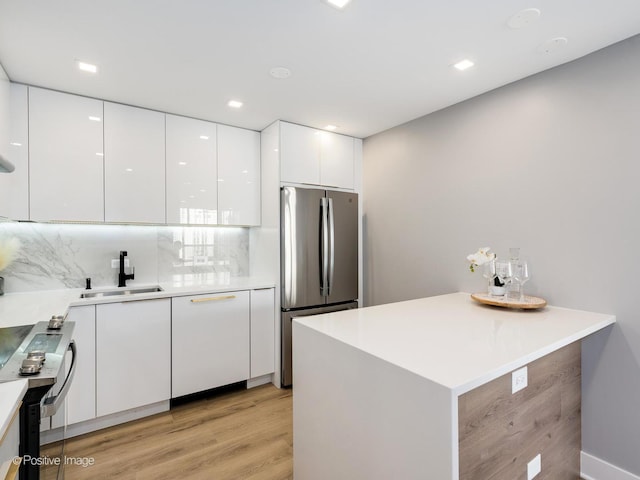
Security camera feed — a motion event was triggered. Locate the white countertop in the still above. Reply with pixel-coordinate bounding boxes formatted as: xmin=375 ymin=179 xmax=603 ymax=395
xmin=0 ymin=276 xmax=276 ymax=328
xmin=295 ymin=292 xmax=616 ymax=395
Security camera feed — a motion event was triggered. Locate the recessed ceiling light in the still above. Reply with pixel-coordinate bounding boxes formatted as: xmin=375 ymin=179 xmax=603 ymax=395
xmin=228 ymin=100 xmax=243 ymax=108
xmin=199 ymin=135 xmax=209 ymax=140
xmin=270 ymin=67 xmax=292 ymax=79
xmin=77 ymin=61 xmax=98 ymax=73
xmin=325 ymin=125 xmax=338 ymax=131
xmin=96 ymin=152 xmax=104 ymax=157
xmin=125 ymin=168 xmax=133 ymax=172
xmin=178 ymin=161 xmax=187 ymax=166
xmin=507 ymin=8 xmax=541 ymax=29
xmin=10 ymin=142 xmax=22 ymax=147
xmin=88 ymin=116 xmax=101 ymax=122
xmin=453 ymin=59 xmax=475 ymax=71
xmin=327 ymin=0 xmax=351 ymax=9
xmin=537 ymin=37 xmax=568 ymax=54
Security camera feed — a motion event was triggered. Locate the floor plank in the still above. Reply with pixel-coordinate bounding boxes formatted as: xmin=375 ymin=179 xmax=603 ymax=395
xmin=43 ymin=384 xmax=293 ymax=480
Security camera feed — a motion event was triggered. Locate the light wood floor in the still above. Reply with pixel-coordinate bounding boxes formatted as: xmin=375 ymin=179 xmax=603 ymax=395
xmin=43 ymin=384 xmax=293 ymax=480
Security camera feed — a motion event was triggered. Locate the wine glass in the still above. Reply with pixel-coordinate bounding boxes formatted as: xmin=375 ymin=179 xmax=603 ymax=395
xmin=482 ymin=259 xmax=497 ymax=296
xmin=495 ymin=261 xmax=512 ymax=295
xmin=514 ymin=260 xmax=530 ymax=301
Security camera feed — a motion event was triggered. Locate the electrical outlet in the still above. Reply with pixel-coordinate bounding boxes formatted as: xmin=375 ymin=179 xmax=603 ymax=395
xmin=512 ymin=366 xmax=528 ymax=394
xmin=527 ymin=453 xmax=541 ymax=479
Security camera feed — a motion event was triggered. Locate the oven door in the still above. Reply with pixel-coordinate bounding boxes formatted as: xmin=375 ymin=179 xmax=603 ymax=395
xmin=21 ymin=341 xmax=77 ymax=480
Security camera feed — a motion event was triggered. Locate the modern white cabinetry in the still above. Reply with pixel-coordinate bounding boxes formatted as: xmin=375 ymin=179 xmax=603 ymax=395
xmin=171 ymin=291 xmax=250 ymax=397
xmin=0 ymin=84 xmax=28 ymax=220
xmin=217 ymin=124 xmax=260 ymax=226
xmin=104 ymin=102 xmax=165 ymax=223
xmin=279 ymin=121 xmax=356 ymax=190
xmin=96 ymin=299 xmax=171 ymax=416
xmin=320 ymin=132 xmax=355 ymax=189
xmin=165 ymin=114 xmax=218 ymax=224
xmin=65 ymin=305 xmax=97 ymax=426
xmin=280 ymin=122 xmax=320 ymax=186
xmin=29 ymin=88 xmax=104 ymax=221
xmin=3 ymin=84 xmax=263 ymax=225
xmin=250 ymin=288 xmax=275 ymax=378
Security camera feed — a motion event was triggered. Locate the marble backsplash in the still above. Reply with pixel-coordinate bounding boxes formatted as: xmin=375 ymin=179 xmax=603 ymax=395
xmin=0 ymin=222 xmax=249 ymax=293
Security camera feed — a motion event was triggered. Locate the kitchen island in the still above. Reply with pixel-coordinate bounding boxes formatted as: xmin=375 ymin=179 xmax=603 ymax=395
xmin=292 ymin=292 xmax=615 ymax=480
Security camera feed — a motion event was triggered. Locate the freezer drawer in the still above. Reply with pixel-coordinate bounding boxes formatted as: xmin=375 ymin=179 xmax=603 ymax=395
xmin=281 ymin=301 xmax=358 ymax=387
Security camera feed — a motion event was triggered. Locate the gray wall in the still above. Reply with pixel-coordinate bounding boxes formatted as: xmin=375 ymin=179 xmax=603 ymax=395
xmin=363 ymin=35 xmax=640 ymax=474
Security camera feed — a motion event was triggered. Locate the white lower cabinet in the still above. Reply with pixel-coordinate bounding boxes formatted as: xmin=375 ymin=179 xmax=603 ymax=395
xmin=250 ymin=288 xmax=275 ymax=378
xmin=65 ymin=305 xmax=96 ymax=426
xmin=172 ymin=291 xmax=250 ymax=397
xmin=57 ymin=287 xmax=274 ymax=435
xmin=96 ymin=299 xmax=171 ymax=417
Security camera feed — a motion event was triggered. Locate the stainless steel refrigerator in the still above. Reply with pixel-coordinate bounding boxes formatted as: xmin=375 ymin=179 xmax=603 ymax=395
xmin=281 ymin=186 xmax=359 ymax=387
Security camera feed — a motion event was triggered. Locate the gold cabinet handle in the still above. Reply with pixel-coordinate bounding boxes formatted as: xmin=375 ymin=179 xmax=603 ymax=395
xmin=190 ymin=295 xmax=236 ymax=303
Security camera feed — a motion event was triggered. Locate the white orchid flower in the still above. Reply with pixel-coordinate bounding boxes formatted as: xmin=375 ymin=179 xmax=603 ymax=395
xmin=467 ymin=247 xmax=496 ymax=272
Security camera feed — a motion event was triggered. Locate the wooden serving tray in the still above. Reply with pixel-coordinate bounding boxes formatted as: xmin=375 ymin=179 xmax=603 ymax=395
xmin=471 ymin=293 xmax=547 ymax=310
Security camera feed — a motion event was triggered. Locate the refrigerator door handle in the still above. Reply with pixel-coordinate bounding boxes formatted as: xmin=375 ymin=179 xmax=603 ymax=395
xmin=321 ymin=197 xmax=330 ymax=296
xmin=328 ymin=197 xmax=335 ymax=296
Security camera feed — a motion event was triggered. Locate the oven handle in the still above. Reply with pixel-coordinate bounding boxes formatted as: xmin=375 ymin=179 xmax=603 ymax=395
xmin=41 ymin=340 xmax=77 ymax=418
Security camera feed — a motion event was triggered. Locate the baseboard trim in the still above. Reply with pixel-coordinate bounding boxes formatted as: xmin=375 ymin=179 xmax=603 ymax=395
xmin=581 ymin=451 xmax=640 ymax=480
xmin=246 ymin=374 xmax=274 ymax=389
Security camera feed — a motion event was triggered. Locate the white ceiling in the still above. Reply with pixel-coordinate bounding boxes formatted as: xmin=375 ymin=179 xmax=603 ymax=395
xmin=1 ymin=0 xmax=640 ymax=139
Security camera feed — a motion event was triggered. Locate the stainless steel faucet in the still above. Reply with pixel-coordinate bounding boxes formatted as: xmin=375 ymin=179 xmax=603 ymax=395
xmin=118 ymin=251 xmax=135 ymax=287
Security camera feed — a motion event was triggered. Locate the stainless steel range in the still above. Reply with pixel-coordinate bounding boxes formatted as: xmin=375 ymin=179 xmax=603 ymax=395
xmin=0 ymin=316 xmax=76 ymax=480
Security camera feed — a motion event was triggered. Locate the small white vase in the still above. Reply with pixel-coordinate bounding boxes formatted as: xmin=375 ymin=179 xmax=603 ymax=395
xmin=489 ymin=285 xmax=505 ymax=297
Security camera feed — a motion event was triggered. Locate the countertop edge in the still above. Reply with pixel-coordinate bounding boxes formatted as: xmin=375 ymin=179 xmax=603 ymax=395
xmin=67 ymin=281 xmax=277 ymax=307
xmin=452 ymin=315 xmax=616 ymax=395
xmin=0 ymin=278 xmax=277 ymax=328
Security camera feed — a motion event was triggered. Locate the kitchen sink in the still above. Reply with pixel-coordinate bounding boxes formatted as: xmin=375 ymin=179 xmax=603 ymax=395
xmin=80 ymin=286 xmax=163 ymax=299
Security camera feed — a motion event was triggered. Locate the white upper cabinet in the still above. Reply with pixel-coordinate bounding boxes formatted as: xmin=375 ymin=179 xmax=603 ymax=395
xmin=0 ymin=84 xmax=28 ymax=220
xmin=279 ymin=121 xmax=355 ymax=190
xmin=166 ymin=115 xmax=217 ymax=224
xmin=29 ymin=88 xmax=104 ymax=221
xmin=217 ymin=124 xmax=260 ymax=226
xmin=104 ymin=102 xmax=165 ymax=223
xmin=320 ymin=131 xmax=354 ymax=189
xmin=280 ymin=122 xmax=320 ymax=185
